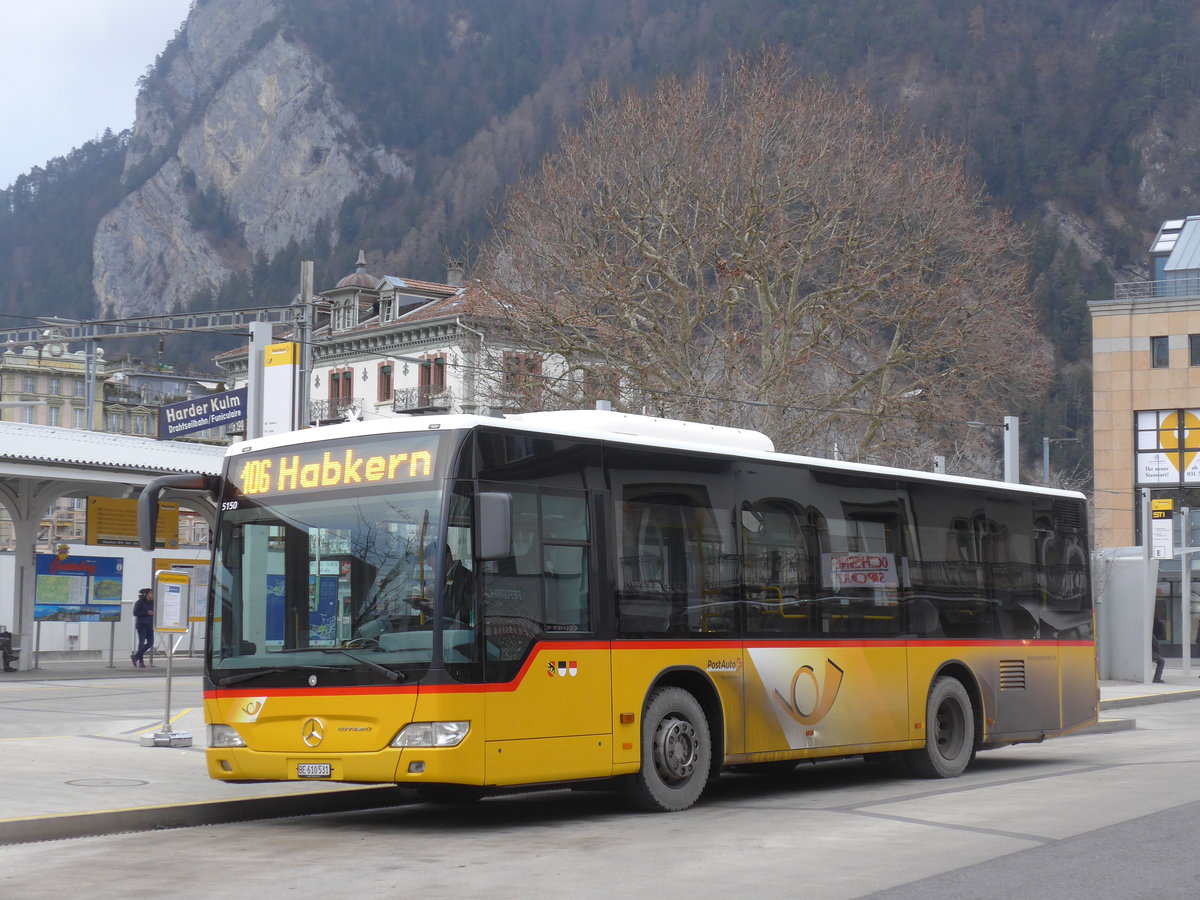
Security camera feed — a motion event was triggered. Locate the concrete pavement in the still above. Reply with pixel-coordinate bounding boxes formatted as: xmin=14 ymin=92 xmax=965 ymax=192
xmin=1 ymin=655 xmax=1197 ymax=846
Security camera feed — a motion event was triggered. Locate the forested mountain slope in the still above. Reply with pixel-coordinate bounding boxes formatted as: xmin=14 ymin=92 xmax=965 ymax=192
xmin=2 ymin=0 xmax=1197 ymax=472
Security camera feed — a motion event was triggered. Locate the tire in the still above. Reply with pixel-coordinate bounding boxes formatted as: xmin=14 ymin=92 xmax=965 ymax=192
xmin=907 ymin=676 xmax=975 ymax=778
xmin=625 ymin=687 xmax=712 ymax=812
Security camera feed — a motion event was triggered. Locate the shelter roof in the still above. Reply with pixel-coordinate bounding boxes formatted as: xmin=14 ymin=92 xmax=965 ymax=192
xmin=0 ymin=423 xmax=225 ymax=475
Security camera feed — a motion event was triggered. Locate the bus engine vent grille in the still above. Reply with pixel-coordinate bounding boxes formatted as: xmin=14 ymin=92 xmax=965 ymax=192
xmin=999 ymin=659 xmax=1027 ymax=691
xmin=1052 ymin=500 xmax=1084 ymax=531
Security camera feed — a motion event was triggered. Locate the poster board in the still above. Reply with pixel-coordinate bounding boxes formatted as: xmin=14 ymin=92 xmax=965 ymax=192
xmin=153 ymin=557 xmax=210 ymax=622
xmin=88 ymin=497 xmax=179 ymax=548
xmin=34 ymin=548 xmax=123 ymax=622
xmin=154 ymin=570 xmax=191 ymax=634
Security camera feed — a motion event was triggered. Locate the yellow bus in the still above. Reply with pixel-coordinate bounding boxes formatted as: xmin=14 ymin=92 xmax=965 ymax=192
xmin=141 ymin=409 xmax=1097 ymax=812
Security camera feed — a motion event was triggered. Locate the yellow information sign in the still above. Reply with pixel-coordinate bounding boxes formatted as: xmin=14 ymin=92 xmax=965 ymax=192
xmin=87 ymin=497 xmax=179 ymax=548
xmin=153 ymin=558 xmax=210 ymax=622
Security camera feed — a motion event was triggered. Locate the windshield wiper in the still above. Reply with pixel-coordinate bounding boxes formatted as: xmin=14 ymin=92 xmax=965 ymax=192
xmin=216 ymin=664 xmax=351 ymax=687
xmin=273 ymin=646 xmax=405 ymax=682
xmin=317 ymin=647 xmax=405 ymax=682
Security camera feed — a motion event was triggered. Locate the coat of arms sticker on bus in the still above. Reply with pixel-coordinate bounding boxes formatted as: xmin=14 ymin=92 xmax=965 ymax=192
xmin=547 ymin=660 xmax=578 ymax=677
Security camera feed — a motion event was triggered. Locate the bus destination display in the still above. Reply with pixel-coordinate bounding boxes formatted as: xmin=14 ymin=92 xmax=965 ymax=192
xmin=233 ymin=438 xmax=438 ymax=499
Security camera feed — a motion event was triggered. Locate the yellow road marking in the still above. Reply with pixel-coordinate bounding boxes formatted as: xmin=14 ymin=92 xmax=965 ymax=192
xmin=134 ymin=707 xmax=196 ymax=735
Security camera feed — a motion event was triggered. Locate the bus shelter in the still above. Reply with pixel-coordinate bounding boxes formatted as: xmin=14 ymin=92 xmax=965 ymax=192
xmin=0 ymin=423 xmax=223 ymax=670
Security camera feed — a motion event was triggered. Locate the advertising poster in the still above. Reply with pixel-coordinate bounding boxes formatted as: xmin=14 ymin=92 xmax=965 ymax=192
xmin=34 ymin=546 xmax=123 ymax=622
xmin=1136 ymin=409 xmax=1200 ymax=485
xmin=265 ymin=573 xmax=338 ymax=647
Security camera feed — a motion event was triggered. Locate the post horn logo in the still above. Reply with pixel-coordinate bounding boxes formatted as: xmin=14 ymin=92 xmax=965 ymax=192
xmin=301 ymin=717 xmax=325 ymax=748
xmin=774 ymin=659 xmax=845 ymax=726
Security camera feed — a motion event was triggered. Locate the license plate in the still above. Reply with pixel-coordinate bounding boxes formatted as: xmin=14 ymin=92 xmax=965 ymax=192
xmin=297 ymin=763 xmax=331 ymax=778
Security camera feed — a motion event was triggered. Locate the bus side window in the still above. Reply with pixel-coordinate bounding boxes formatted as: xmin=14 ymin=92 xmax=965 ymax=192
xmin=617 ymin=487 xmax=734 ymax=636
xmin=741 ymin=500 xmax=818 ymax=636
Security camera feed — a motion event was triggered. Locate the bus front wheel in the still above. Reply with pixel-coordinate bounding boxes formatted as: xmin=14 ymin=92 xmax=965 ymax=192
xmin=626 ymin=687 xmax=711 ymax=812
xmin=908 ymin=676 xmax=974 ymax=778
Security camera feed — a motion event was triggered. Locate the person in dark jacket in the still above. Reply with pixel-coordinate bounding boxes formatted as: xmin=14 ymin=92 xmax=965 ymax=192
xmin=131 ymin=588 xmax=154 ymax=668
xmin=0 ymin=627 xmax=16 ymax=672
xmin=1152 ymin=617 xmax=1166 ymax=684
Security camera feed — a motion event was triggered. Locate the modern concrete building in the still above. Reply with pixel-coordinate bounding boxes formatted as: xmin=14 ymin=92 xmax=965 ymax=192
xmin=1092 ymin=216 xmax=1200 ymax=655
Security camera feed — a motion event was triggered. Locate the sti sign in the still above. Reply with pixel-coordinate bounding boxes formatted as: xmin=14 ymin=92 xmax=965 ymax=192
xmin=158 ymin=388 xmax=247 ymax=439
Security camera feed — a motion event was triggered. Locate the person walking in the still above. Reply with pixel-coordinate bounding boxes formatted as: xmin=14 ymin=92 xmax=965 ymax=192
xmin=1152 ymin=617 xmax=1166 ymax=684
xmin=131 ymin=588 xmax=154 ymax=668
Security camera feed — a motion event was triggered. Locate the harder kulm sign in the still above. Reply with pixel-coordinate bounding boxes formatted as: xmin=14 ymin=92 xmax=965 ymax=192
xmin=157 ymin=387 xmax=247 ymax=439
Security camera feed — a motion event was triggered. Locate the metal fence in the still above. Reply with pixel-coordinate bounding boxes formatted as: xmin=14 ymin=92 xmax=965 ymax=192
xmin=393 ymin=386 xmax=454 ymax=413
xmin=1113 ymin=278 xmax=1200 ymax=301
xmin=309 ymin=396 xmax=362 ymax=422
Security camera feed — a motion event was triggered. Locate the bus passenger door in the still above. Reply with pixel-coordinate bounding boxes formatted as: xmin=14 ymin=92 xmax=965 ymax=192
xmin=480 ymin=487 xmax=612 ymax=785
xmin=740 ymin=474 xmax=911 ymax=757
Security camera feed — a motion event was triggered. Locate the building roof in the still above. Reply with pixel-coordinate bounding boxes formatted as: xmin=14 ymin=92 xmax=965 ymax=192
xmin=1160 ymin=216 xmax=1200 ymax=272
xmin=334 ymin=250 xmax=377 ymax=290
xmin=0 ymin=422 xmax=225 ymax=475
xmin=379 ymin=275 xmax=460 ymax=297
xmin=395 ymin=281 xmax=500 ymax=324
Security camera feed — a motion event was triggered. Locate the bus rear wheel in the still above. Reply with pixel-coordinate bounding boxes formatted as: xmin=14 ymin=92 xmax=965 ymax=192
xmin=626 ymin=687 xmax=711 ymax=812
xmin=908 ymin=676 xmax=974 ymax=778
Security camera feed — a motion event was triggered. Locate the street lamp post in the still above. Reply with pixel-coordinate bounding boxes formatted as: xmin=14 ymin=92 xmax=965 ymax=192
xmin=1042 ymin=436 xmax=1081 ymax=487
xmin=967 ymin=415 xmax=1020 ymax=484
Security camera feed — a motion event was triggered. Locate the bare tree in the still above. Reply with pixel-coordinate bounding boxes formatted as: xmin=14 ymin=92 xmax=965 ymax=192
xmin=479 ymin=51 xmax=1050 ymax=468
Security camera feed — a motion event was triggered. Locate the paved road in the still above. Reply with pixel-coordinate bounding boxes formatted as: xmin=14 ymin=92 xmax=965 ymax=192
xmin=3 ymin=689 xmax=1200 ymax=899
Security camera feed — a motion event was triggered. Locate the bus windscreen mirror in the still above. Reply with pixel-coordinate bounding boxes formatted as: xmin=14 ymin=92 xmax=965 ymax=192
xmin=477 ymin=492 xmax=513 ymax=560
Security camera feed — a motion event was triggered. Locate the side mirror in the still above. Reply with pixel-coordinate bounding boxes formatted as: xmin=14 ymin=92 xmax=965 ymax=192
xmin=138 ymin=474 xmax=218 ymax=551
xmin=476 ymin=492 xmax=512 ymax=561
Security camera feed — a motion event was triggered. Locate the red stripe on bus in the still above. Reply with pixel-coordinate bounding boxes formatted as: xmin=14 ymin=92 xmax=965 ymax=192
xmin=205 ymin=636 xmax=1094 ymax=699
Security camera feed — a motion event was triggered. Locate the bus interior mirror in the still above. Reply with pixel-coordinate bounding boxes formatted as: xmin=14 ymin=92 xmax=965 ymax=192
xmin=477 ymin=492 xmax=513 ymax=560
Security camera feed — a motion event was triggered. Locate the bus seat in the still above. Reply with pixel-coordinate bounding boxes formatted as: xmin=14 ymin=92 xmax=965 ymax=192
xmin=906 ymin=598 xmax=943 ymax=637
xmin=618 ymin=594 xmax=672 ymax=633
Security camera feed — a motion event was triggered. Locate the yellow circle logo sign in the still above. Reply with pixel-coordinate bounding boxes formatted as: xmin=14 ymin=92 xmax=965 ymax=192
xmin=1159 ymin=411 xmax=1200 ymax=475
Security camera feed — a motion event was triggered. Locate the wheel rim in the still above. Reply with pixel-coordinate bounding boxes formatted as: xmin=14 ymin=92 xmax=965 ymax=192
xmin=653 ymin=714 xmax=698 ymax=785
xmin=932 ymin=699 xmax=966 ymax=760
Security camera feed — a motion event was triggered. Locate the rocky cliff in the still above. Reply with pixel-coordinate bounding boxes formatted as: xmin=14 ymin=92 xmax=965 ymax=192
xmin=93 ymin=0 xmax=409 ymax=317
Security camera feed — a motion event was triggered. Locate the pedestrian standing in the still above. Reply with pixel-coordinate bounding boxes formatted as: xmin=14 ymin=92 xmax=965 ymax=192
xmin=131 ymin=588 xmax=154 ymax=668
xmin=1152 ymin=617 xmax=1166 ymax=684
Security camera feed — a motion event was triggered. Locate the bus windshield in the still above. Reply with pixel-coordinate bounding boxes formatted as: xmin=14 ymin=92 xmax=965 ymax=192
xmin=209 ymin=430 xmax=471 ymax=681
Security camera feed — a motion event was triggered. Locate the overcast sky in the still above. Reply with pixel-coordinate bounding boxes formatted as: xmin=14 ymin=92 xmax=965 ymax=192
xmin=0 ymin=0 xmax=193 ymax=189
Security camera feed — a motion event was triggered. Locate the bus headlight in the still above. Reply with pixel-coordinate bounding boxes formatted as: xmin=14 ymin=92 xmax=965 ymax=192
xmin=208 ymin=724 xmax=247 ymax=748
xmin=390 ymin=721 xmax=470 ymax=748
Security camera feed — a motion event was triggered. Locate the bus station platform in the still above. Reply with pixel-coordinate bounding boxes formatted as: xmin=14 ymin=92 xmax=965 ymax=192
xmin=1 ymin=656 xmax=1198 ymax=846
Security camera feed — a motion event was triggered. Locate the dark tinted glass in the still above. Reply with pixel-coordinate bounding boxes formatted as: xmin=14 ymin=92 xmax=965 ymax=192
xmin=608 ymin=447 xmax=736 ymax=637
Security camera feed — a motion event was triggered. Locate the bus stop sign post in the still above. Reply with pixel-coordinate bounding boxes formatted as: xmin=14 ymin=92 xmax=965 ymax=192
xmin=141 ymin=571 xmax=193 ymax=748
xmin=1176 ymin=507 xmax=1198 ymax=678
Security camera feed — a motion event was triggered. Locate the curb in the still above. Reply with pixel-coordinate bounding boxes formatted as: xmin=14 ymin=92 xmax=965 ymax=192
xmin=0 ymin=786 xmax=414 ymax=846
xmin=1099 ymin=688 xmax=1200 ymax=711
xmin=1072 ymin=717 xmax=1136 ymax=736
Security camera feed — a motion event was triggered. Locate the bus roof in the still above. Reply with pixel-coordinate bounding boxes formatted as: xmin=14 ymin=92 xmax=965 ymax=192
xmin=228 ymin=409 xmax=1085 ymax=501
